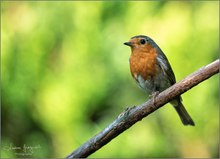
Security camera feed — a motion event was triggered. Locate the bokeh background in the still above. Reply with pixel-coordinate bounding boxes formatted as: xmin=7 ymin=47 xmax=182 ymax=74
xmin=1 ymin=1 xmax=219 ymax=158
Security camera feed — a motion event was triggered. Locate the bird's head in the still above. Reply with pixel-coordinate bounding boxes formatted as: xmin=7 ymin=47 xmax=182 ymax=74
xmin=124 ymin=35 xmax=155 ymax=53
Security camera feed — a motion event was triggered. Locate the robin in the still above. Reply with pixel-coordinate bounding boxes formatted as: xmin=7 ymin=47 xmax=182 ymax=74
xmin=124 ymin=35 xmax=195 ymax=126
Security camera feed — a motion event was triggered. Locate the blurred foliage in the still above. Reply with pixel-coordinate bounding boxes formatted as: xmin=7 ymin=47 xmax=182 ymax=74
xmin=1 ymin=1 xmax=219 ymax=158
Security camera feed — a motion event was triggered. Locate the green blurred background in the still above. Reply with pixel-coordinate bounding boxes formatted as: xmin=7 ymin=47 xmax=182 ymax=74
xmin=1 ymin=1 xmax=219 ymax=158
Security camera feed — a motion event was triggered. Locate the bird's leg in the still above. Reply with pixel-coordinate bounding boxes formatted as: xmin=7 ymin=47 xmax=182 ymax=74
xmin=148 ymin=83 xmax=159 ymax=105
xmin=149 ymin=91 xmax=160 ymax=106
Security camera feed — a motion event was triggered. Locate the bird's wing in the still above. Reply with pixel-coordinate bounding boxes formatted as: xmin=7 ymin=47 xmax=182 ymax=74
xmin=156 ymin=48 xmax=176 ymax=85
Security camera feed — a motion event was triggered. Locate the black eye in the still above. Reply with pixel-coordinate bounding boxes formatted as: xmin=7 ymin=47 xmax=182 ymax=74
xmin=140 ymin=39 xmax=146 ymax=44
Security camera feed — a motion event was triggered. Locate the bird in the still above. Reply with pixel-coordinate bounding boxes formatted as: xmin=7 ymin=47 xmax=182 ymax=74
xmin=124 ymin=35 xmax=195 ymax=126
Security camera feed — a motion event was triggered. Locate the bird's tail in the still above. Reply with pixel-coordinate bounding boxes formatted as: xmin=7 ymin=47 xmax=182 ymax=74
xmin=171 ymin=99 xmax=195 ymax=126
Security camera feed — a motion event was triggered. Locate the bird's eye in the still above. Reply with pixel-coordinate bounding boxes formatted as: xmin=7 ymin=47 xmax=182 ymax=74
xmin=140 ymin=39 xmax=146 ymax=44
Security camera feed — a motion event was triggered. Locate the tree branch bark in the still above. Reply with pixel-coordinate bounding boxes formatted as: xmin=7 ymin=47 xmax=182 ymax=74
xmin=66 ymin=59 xmax=219 ymax=158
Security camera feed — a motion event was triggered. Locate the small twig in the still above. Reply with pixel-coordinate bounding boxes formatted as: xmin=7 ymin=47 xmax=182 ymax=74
xmin=66 ymin=59 xmax=219 ymax=158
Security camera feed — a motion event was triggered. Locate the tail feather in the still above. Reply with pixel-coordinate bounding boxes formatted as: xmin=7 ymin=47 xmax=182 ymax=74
xmin=171 ymin=99 xmax=195 ymax=126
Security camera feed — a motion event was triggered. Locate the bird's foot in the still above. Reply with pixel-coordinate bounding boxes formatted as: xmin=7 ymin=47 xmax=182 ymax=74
xmin=149 ymin=91 xmax=160 ymax=106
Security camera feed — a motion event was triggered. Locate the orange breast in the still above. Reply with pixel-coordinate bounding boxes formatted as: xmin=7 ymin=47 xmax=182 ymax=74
xmin=129 ymin=45 xmax=158 ymax=81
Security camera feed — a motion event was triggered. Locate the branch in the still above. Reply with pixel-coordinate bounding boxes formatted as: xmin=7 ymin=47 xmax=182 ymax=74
xmin=66 ymin=59 xmax=219 ymax=158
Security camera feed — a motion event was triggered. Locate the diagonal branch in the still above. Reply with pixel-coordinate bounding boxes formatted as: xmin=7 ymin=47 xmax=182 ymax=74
xmin=66 ymin=59 xmax=219 ymax=158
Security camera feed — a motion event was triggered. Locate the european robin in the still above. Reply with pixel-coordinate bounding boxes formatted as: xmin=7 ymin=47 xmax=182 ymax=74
xmin=124 ymin=35 xmax=195 ymax=126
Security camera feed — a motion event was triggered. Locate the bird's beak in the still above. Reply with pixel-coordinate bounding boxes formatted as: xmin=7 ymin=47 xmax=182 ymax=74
xmin=124 ymin=42 xmax=132 ymax=46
